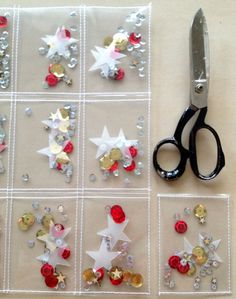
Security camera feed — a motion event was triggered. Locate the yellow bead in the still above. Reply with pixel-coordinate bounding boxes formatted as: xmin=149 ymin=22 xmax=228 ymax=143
xmin=113 ymin=33 xmax=128 ymax=51
xmin=194 ymin=204 xmax=207 ymax=219
xmin=103 ymin=36 xmax=113 ymax=47
xmin=130 ymin=273 xmax=143 ymax=288
xmin=22 ymin=212 xmax=35 ymax=226
xmin=56 ymin=152 xmax=70 ymax=164
xmin=50 ymin=63 xmax=65 ymax=78
xmin=18 ymin=217 xmax=29 ymax=231
xmin=123 ymin=271 xmax=132 ymax=283
xmin=99 ymin=155 xmax=114 ymax=170
xmin=42 ymin=214 xmax=54 ymax=230
xmin=109 ymin=148 xmax=122 ymax=161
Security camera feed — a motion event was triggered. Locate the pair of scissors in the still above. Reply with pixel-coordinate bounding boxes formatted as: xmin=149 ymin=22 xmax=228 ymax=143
xmin=153 ymin=9 xmax=225 ymax=181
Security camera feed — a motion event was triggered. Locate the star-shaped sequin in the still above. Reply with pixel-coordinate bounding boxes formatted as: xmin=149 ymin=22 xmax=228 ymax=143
xmin=37 ymin=248 xmax=70 ymax=268
xmin=42 ymin=26 xmax=78 ymax=59
xmin=86 ymin=238 xmax=121 ymax=271
xmin=89 ymin=45 xmax=126 ymax=78
xmin=37 ymin=221 xmax=71 ymax=252
xmin=177 ymin=237 xmax=194 ymax=257
xmin=97 ymin=214 xmax=130 ymax=249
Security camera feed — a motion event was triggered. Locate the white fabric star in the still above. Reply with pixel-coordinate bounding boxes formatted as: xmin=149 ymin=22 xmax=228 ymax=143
xmin=37 ymin=221 xmax=71 ymax=252
xmin=113 ymin=128 xmax=138 ymax=159
xmin=199 ymin=233 xmax=223 ymax=263
xmin=37 ymin=249 xmax=70 ymax=268
xmin=89 ymin=45 xmax=126 ymax=78
xmin=177 ymin=237 xmax=194 ymax=257
xmin=86 ymin=238 xmax=121 ymax=271
xmin=89 ymin=126 xmax=117 ymax=159
xmin=37 ymin=146 xmax=56 ymax=168
xmin=42 ymin=26 xmax=78 ymax=59
xmin=97 ymin=214 xmax=131 ymax=249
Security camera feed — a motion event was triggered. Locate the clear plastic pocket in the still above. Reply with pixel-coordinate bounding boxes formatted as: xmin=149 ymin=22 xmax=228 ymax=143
xmin=158 ymin=194 xmax=231 ymax=295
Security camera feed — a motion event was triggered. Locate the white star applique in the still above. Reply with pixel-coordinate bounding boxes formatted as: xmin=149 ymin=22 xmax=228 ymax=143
xmin=86 ymin=238 xmax=121 ymax=271
xmin=37 ymin=221 xmax=71 ymax=252
xmin=97 ymin=214 xmax=131 ymax=249
xmin=42 ymin=26 xmax=78 ymax=59
xmin=199 ymin=233 xmax=223 ymax=263
xmin=113 ymin=128 xmax=138 ymax=159
xmin=89 ymin=126 xmax=117 ymax=159
xmin=37 ymin=248 xmax=70 ymax=268
xmin=89 ymin=45 xmax=126 ymax=78
xmin=177 ymin=237 xmax=194 ymax=257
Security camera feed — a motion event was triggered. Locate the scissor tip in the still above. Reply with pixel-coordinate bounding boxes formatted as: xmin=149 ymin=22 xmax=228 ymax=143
xmin=196 ymin=8 xmax=204 ymax=18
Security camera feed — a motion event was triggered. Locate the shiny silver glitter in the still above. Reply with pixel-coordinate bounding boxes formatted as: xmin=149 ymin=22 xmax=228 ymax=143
xmin=184 ymin=207 xmax=191 ymax=215
xmin=57 ymin=204 xmax=65 ymax=213
xmin=44 ymin=207 xmax=51 ymax=213
xmin=38 ymin=46 xmax=47 ymax=55
xmin=70 ymin=25 xmax=78 ymax=32
xmin=124 ymin=177 xmax=131 ymax=186
xmin=70 ymin=11 xmax=78 ymax=17
xmin=22 ymin=173 xmax=29 ymax=182
xmin=134 ymin=168 xmax=141 ymax=176
xmin=32 ymin=201 xmax=39 ymax=210
xmin=27 ymin=240 xmax=35 ymax=248
xmin=105 ymin=205 xmax=111 ymax=214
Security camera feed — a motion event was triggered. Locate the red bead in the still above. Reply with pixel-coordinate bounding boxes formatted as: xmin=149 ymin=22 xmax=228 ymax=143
xmin=129 ymin=146 xmax=138 ymax=158
xmin=45 ymin=74 xmax=58 ymax=87
xmin=175 ymin=220 xmax=188 ymax=234
xmin=45 ymin=275 xmax=58 ymax=288
xmin=115 ymin=68 xmax=125 ymax=80
xmin=57 ymin=163 xmax=62 ymax=170
xmin=40 ymin=264 xmax=54 ymax=277
xmin=0 ymin=16 xmax=8 ymax=28
xmin=168 ymin=255 xmax=181 ymax=269
xmin=177 ymin=262 xmax=190 ymax=274
xmin=123 ymin=160 xmax=136 ymax=172
xmin=129 ymin=32 xmax=141 ymax=45
xmin=110 ymin=277 xmax=123 ymax=286
xmin=109 ymin=161 xmax=118 ymax=172
xmin=61 ymin=247 xmax=71 ymax=259
xmin=63 ymin=141 xmax=74 ymax=153
xmin=96 ymin=268 xmax=105 ymax=281
xmin=110 ymin=205 xmax=126 ymax=223
xmin=65 ymin=29 xmax=71 ymax=38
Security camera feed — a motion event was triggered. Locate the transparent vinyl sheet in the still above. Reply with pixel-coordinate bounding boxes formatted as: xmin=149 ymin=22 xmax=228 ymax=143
xmin=0 ymin=196 xmax=7 ymax=291
xmin=158 ymin=194 xmax=231 ymax=295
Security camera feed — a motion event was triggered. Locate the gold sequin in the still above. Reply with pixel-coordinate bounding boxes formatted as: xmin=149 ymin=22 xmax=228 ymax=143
xmin=187 ymin=264 xmax=196 ymax=276
xmin=130 ymin=273 xmax=143 ymax=288
xmin=194 ymin=204 xmax=207 ymax=219
xmin=22 ymin=212 xmax=35 ymax=226
xmin=192 ymin=246 xmax=208 ymax=265
xmin=42 ymin=215 xmax=54 ymax=230
xmin=99 ymin=155 xmax=114 ymax=170
xmin=18 ymin=217 xmax=29 ymax=231
xmin=59 ymin=108 xmax=69 ymax=120
xmin=123 ymin=271 xmax=132 ymax=283
xmin=103 ymin=36 xmax=113 ymax=47
xmin=56 ymin=152 xmax=70 ymax=164
xmin=113 ymin=33 xmax=128 ymax=51
xmin=36 ymin=229 xmax=47 ymax=238
xmin=50 ymin=63 xmax=65 ymax=78
xmin=82 ymin=268 xmax=97 ymax=284
xmin=109 ymin=148 xmax=122 ymax=161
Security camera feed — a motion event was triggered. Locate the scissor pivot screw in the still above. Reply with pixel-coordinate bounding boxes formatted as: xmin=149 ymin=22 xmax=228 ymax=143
xmin=195 ymin=84 xmax=204 ymax=94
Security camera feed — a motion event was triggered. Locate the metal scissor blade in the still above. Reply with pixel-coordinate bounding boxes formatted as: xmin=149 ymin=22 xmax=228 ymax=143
xmin=190 ymin=8 xmax=209 ymax=109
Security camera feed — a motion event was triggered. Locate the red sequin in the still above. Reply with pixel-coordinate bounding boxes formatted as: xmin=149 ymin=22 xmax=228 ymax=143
xmin=57 ymin=163 xmax=62 ymax=170
xmin=110 ymin=205 xmax=126 ymax=223
xmin=115 ymin=68 xmax=125 ymax=80
xmin=40 ymin=264 xmax=54 ymax=277
xmin=177 ymin=262 xmax=190 ymax=274
xmin=45 ymin=275 xmax=58 ymax=288
xmin=109 ymin=161 xmax=118 ymax=172
xmin=168 ymin=255 xmax=181 ymax=269
xmin=129 ymin=146 xmax=138 ymax=158
xmin=129 ymin=32 xmax=141 ymax=45
xmin=63 ymin=141 xmax=74 ymax=153
xmin=65 ymin=29 xmax=71 ymax=38
xmin=175 ymin=220 xmax=188 ymax=234
xmin=0 ymin=16 xmax=8 ymax=28
xmin=96 ymin=268 xmax=105 ymax=281
xmin=61 ymin=247 xmax=71 ymax=259
xmin=109 ymin=277 xmax=123 ymax=286
xmin=45 ymin=74 xmax=58 ymax=87
xmin=123 ymin=160 xmax=136 ymax=171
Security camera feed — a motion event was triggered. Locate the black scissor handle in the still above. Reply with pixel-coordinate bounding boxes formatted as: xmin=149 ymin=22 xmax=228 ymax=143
xmin=189 ymin=107 xmax=225 ymax=180
xmin=153 ymin=105 xmax=197 ymax=181
xmin=153 ymin=137 xmax=190 ymax=181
